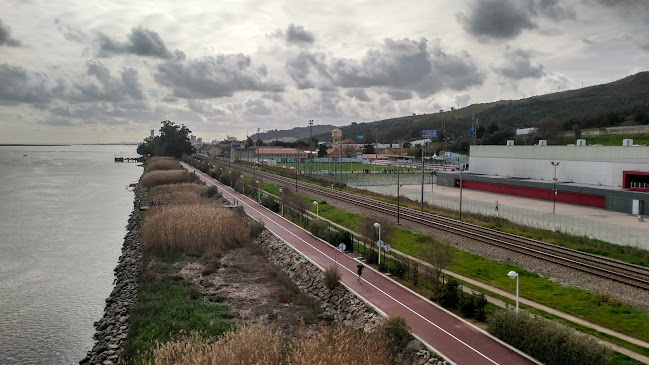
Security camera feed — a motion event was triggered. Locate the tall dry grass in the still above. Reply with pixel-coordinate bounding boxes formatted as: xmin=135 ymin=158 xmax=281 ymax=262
xmin=149 ymin=183 xmax=208 ymax=204
xmin=142 ymin=203 xmax=251 ymax=252
xmin=141 ymin=170 xmax=193 ymax=188
xmin=151 ymin=325 xmax=283 ymax=365
xmin=151 ymin=324 xmax=394 ymax=365
xmin=147 ymin=156 xmax=176 ymax=164
xmin=147 ymin=159 xmax=183 ymax=172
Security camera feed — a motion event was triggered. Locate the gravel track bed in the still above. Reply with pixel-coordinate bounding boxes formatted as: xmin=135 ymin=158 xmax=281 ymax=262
xmin=306 ymin=188 xmax=649 ymax=312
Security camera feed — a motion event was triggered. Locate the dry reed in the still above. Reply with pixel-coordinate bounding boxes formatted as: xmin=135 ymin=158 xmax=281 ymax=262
xmin=142 ymin=203 xmax=251 ymax=252
xmin=150 ymin=324 xmax=394 ymax=365
xmin=141 ymin=170 xmax=193 ymax=188
xmin=289 ymin=326 xmax=393 ymax=365
xmin=151 ymin=324 xmax=283 ymax=365
xmin=147 ymin=156 xmax=176 ymax=164
xmin=146 ymin=159 xmax=183 ymax=172
xmin=149 ymin=183 xmax=208 ymax=204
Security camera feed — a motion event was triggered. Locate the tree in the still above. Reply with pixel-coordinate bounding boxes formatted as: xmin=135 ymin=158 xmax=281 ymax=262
xmin=572 ymin=123 xmax=582 ymax=140
xmin=317 ymin=144 xmax=328 ymax=158
xmin=246 ymin=136 xmax=254 ymax=148
xmin=137 ymin=120 xmax=195 ymax=158
xmin=535 ymin=117 xmax=561 ymax=144
xmin=420 ymin=240 xmax=454 ymax=300
xmin=486 ymin=122 xmax=500 ymax=134
xmin=362 ymin=143 xmax=376 ymax=154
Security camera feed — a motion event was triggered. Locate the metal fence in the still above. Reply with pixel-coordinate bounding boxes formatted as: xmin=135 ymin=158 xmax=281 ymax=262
xmin=355 ymin=184 xmax=649 ymax=250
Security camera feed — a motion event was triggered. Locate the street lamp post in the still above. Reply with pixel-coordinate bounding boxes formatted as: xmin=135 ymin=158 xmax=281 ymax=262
xmin=240 ymin=175 xmax=245 ymax=195
xmin=397 ymin=167 xmax=402 ymax=225
xmin=229 ymin=170 xmax=232 ymax=188
xmin=459 ymin=165 xmax=464 ymax=221
xmin=313 ymin=200 xmax=319 ymax=219
xmin=256 ymin=180 xmax=260 ymax=203
xmin=508 ymin=271 xmax=519 ymax=314
xmin=279 ymin=188 xmax=283 ymax=216
xmin=374 ymin=222 xmax=381 ymax=266
xmin=551 ymin=161 xmax=560 ymax=214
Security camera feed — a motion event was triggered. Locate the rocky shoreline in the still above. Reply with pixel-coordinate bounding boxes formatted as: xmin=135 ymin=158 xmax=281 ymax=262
xmin=80 ymin=184 xmax=145 ymax=365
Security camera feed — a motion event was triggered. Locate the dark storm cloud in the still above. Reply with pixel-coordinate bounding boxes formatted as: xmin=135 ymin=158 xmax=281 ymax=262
xmin=493 ymin=47 xmax=545 ymax=79
xmin=97 ymin=26 xmax=175 ymax=58
xmin=0 ymin=64 xmax=56 ymax=105
xmin=154 ymin=54 xmax=285 ymax=99
xmin=269 ymin=24 xmax=315 ymax=46
xmin=286 ymin=38 xmax=484 ymax=97
xmin=73 ymin=61 xmax=144 ymax=102
xmin=594 ymin=0 xmax=649 ymax=16
xmin=346 ymin=88 xmax=371 ymax=102
xmin=457 ymin=0 xmax=574 ymax=40
xmin=0 ymin=19 xmax=21 ymax=47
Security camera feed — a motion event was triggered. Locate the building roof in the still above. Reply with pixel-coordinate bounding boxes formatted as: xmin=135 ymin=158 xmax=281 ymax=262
xmin=342 ymin=138 xmax=357 ymax=144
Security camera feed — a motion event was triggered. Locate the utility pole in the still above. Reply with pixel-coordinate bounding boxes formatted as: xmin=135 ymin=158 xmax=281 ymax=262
xmin=257 ymin=127 xmax=260 ymax=163
xmin=309 ymin=119 xmax=313 ymax=177
xmin=473 ymin=113 xmax=479 ymax=146
xmin=340 ymin=135 xmax=343 ymax=188
xmin=459 ymin=165 xmax=464 ymax=221
xmin=421 ymin=141 xmax=425 ymax=211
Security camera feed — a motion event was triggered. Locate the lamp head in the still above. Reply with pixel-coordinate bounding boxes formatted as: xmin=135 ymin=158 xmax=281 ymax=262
xmin=374 ymin=222 xmax=380 ymax=228
xmin=508 ymin=271 xmax=518 ymax=279
xmin=313 ymin=201 xmax=317 ymax=205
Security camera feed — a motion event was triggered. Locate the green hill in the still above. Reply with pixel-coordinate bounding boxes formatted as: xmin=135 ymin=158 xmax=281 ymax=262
xmin=306 ymin=71 xmax=649 ymax=148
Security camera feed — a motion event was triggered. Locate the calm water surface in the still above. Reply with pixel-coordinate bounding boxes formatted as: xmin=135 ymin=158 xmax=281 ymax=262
xmin=0 ymin=145 xmax=142 ymax=364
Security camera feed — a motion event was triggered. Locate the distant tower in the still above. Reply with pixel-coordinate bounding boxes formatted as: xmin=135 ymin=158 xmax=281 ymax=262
xmin=332 ymin=129 xmax=342 ymax=146
xmin=150 ymin=130 xmax=154 ymax=137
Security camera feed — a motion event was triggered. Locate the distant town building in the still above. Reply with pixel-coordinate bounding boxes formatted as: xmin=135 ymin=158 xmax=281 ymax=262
xmin=516 ymin=127 xmax=538 ymax=135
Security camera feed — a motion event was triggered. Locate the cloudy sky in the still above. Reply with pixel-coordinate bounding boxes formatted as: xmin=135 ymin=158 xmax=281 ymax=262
xmin=1 ymin=0 xmax=648 ymax=144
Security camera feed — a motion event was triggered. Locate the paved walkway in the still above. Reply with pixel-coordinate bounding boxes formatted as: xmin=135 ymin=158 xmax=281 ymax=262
xmin=183 ymin=164 xmax=539 ymax=365
xmin=298 ymin=198 xmax=649 ymax=364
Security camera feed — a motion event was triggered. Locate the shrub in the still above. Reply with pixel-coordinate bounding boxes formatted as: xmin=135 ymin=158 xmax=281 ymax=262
xmin=141 ymin=170 xmax=193 ymax=188
xmin=440 ymin=278 xmax=460 ymax=309
xmin=206 ymin=186 xmax=219 ymax=198
xmin=146 ymin=159 xmax=183 ymax=172
xmin=309 ymin=219 xmax=330 ymax=240
xmin=488 ymin=310 xmax=611 ymax=365
xmin=323 ymin=265 xmax=342 ymax=290
xmin=326 ymin=229 xmax=351 ymax=248
xmin=374 ymin=316 xmax=413 ymax=355
xmin=260 ymin=195 xmax=280 ymax=212
xmin=459 ymin=292 xmax=487 ymax=319
xmin=142 ymin=203 xmax=252 ymax=253
xmin=147 ymin=156 xmax=175 ymax=164
xmin=248 ymin=221 xmax=265 ymax=238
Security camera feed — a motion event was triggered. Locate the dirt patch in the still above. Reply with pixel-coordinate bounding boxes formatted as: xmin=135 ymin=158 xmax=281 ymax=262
xmin=179 ymin=243 xmax=323 ymax=335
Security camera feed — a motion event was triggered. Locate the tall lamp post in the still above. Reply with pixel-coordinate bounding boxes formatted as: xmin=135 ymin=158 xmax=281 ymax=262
xmin=313 ymin=200 xmax=319 ymax=219
xmin=459 ymin=165 xmax=464 ymax=221
xmin=240 ymin=175 xmax=245 ymax=195
xmin=551 ymin=161 xmax=560 ymax=214
xmin=397 ymin=167 xmax=403 ymax=225
xmin=508 ymin=271 xmax=519 ymax=314
xmin=279 ymin=188 xmax=283 ymax=216
xmin=256 ymin=180 xmax=260 ymax=203
xmin=374 ymin=222 xmax=381 ymax=266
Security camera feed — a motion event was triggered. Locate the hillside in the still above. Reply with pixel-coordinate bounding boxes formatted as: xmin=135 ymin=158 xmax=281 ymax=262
xmin=300 ymin=72 xmax=649 ymax=146
xmin=258 ymin=124 xmax=338 ymax=141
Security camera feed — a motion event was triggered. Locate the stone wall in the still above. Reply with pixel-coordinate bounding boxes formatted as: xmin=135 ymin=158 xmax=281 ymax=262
xmin=80 ymin=184 xmax=145 ymax=365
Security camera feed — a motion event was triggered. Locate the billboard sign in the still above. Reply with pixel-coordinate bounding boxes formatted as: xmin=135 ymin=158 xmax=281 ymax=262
xmin=422 ymin=130 xmax=437 ymax=138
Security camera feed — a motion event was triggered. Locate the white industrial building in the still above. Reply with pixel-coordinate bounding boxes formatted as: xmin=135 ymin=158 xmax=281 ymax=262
xmin=469 ymin=144 xmax=649 ymax=188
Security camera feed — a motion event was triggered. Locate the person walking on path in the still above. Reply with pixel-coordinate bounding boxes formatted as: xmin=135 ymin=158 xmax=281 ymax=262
xmin=357 ymin=264 xmax=364 ymax=283
xmin=495 ymin=200 xmax=499 ymax=211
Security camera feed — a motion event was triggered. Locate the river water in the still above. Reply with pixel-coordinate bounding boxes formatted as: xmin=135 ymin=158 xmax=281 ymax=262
xmin=0 ymin=145 xmax=142 ymax=364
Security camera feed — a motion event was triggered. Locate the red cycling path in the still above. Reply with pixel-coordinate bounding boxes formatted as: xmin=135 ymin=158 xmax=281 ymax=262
xmin=184 ymin=164 xmax=539 ymax=365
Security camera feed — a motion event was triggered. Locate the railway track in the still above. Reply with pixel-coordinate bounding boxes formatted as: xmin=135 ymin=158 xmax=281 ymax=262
xmin=217 ymin=161 xmax=649 ymax=291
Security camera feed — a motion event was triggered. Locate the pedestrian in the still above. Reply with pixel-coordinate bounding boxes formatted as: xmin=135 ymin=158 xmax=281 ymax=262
xmin=495 ymin=200 xmax=499 ymax=211
xmin=357 ymin=263 xmax=364 ymax=283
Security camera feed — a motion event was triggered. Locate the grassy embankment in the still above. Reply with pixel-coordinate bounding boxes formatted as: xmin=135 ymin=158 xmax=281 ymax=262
xmin=122 ymin=161 xmax=423 ymax=364
xmin=254 ymin=179 xmax=649 ymax=363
